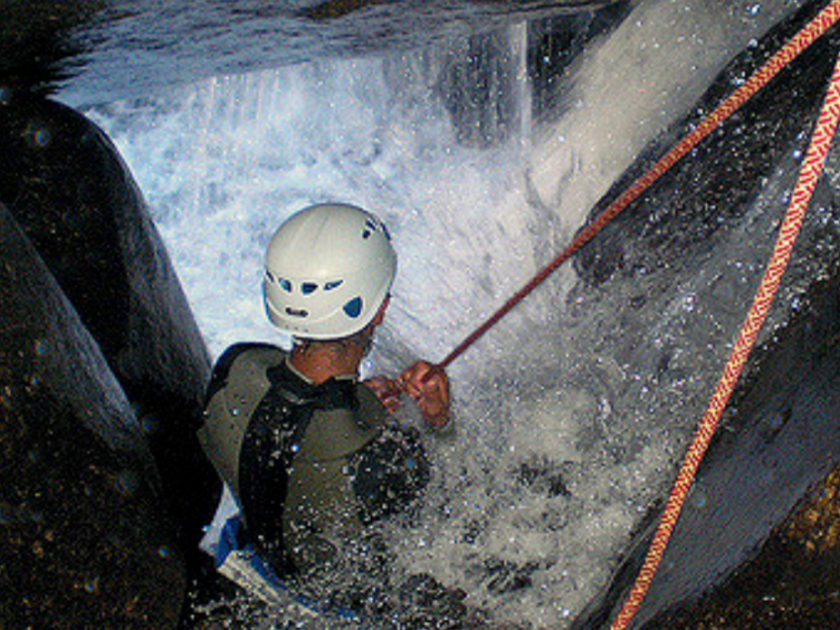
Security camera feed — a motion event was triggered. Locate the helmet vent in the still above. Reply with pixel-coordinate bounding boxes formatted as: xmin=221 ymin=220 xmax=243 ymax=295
xmin=302 ymin=282 xmax=318 ymax=295
xmin=266 ymin=271 xmax=294 ymax=293
xmin=343 ymin=297 xmax=363 ymax=318
xmin=324 ymin=280 xmax=343 ymax=291
xmin=273 ymin=276 xmax=292 ymax=293
xmin=285 ymin=307 xmax=308 ymax=318
xmin=362 ymin=218 xmax=380 ymax=239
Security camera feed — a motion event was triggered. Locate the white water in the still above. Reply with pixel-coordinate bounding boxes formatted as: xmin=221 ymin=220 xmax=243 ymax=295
xmin=78 ymin=1 xmax=807 ymax=626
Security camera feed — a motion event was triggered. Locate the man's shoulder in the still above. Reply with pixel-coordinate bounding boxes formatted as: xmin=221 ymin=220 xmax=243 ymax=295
xmin=206 ymin=342 xmax=287 ymax=403
xmin=216 ymin=342 xmax=287 ymax=368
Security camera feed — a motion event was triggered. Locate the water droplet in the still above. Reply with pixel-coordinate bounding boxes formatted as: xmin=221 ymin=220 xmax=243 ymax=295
xmin=766 ymin=411 xmax=784 ymax=430
xmin=26 ymin=123 xmax=52 ymax=148
xmin=33 ymin=339 xmax=48 ymax=356
xmin=1 ymin=386 xmax=14 ymax=410
xmin=115 ymin=470 xmax=139 ymax=496
xmin=141 ymin=414 xmax=159 ymax=434
xmin=747 ymin=3 xmax=762 ymax=17
xmin=158 ymin=545 xmax=170 ymax=559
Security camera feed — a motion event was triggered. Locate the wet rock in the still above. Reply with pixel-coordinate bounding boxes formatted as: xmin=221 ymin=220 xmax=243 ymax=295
xmin=0 ymin=0 xmax=101 ymax=95
xmin=304 ymin=0 xmax=618 ymax=21
xmin=569 ymin=254 xmax=840 ymax=630
xmin=566 ymin=3 xmax=840 ymax=627
xmin=517 ymin=458 xmax=571 ymax=498
xmin=573 ymin=0 xmax=840 ymax=290
xmin=647 ymin=466 xmax=840 ymax=629
xmin=439 ymin=29 xmax=521 ymax=148
xmin=0 ymin=204 xmax=186 ymax=629
xmin=483 ymin=559 xmax=541 ymax=595
xmin=0 ymin=92 xmax=221 ymax=552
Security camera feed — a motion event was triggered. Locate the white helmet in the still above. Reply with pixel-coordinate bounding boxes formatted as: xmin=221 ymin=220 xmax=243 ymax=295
xmin=263 ymin=203 xmax=397 ymax=339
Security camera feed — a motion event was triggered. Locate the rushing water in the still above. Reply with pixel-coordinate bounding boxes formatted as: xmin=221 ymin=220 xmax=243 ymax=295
xmin=69 ymin=1 xmax=816 ymax=626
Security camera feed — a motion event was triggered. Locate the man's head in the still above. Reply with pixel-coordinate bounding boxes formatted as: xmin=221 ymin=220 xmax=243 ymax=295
xmin=263 ymin=203 xmax=397 ymax=342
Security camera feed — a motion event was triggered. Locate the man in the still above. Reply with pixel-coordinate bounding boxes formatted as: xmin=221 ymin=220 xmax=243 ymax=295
xmin=198 ymin=203 xmax=451 ymax=610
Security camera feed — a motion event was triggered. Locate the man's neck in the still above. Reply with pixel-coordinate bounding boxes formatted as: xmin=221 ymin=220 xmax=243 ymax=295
xmin=290 ymin=341 xmax=364 ymax=385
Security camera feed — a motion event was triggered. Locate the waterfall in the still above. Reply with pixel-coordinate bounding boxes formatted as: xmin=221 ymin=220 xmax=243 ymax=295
xmin=78 ymin=0 xmax=813 ymax=626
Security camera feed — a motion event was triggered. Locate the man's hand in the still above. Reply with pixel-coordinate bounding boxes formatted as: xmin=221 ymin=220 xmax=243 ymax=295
xmin=399 ymin=361 xmax=451 ymax=429
xmin=362 ymin=376 xmax=403 ymax=415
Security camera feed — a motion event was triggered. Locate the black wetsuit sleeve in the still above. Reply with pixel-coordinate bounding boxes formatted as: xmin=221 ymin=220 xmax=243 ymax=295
xmin=351 ymin=425 xmax=430 ymax=525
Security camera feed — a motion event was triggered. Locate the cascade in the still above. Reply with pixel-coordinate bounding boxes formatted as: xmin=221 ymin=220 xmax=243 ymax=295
xmin=78 ymin=1 xmax=833 ymax=626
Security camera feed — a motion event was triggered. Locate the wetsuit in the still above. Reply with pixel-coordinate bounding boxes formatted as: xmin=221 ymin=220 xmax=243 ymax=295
xmin=198 ymin=343 xmax=430 ymax=580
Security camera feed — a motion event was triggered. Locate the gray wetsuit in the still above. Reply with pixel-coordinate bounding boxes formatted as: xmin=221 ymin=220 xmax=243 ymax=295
xmin=198 ymin=343 xmax=430 ymax=579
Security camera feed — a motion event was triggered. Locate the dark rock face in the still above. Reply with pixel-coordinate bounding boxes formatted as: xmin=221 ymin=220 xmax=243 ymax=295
xmin=571 ymin=268 xmax=840 ymax=630
xmin=0 ymin=205 xmax=187 ymax=629
xmin=641 ymin=278 xmax=840 ymax=629
xmin=650 ymin=468 xmax=840 ymax=629
xmin=566 ymin=2 xmax=840 ymax=627
xmin=0 ymin=0 xmax=622 ymax=105
xmin=573 ymin=1 xmax=840 ymax=292
xmin=0 ymin=93 xmax=225 ymax=628
xmin=0 ymin=93 xmax=221 ymax=551
xmin=2 ymin=0 xmax=840 ymax=628
xmin=0 ymin=0 xmax=102 ymax=97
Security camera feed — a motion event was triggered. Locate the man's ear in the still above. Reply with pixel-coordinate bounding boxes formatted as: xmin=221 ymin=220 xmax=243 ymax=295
xmin=371 ymin=294 xmax=391 ymax=327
